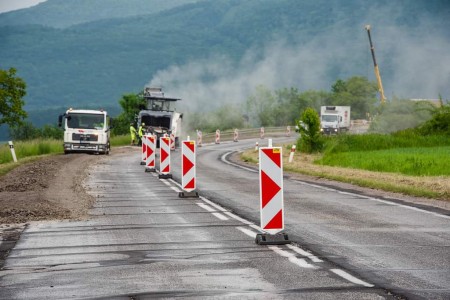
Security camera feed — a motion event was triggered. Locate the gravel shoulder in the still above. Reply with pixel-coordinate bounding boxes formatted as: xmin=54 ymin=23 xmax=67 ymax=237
xmin=0 ymin=146 xmax=136 ymax=268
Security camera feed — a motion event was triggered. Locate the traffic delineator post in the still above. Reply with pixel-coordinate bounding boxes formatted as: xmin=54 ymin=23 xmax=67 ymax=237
xmin=179 ymin=140 xmax=199 ymax=198
xmin=255 ymin=146 xmax=290 ymax=245
xmin=286 ymin=126 xmax=291 ymax=136
xmin=140 ymin=135 xmax=147 ymax=165
xmin=170 ymin=133 xmax=176 ymax=151
xmin=260 ymin=127 xmax=265 ymax=139
xmin=159 ymin=136 xmax=172 ymax=179
xmin=233 ymin=128 xmax=239 ymax=142
xmin=197 ymin=130 xmax=202 ymax=147
xmin=145 ymin=135 xmax=156 ymax=172
xmin=288 ymin=145 xmax=296 ymax=163
xmin=8 ymin=141 xmax=18 ymax=163
xmin=215 ymin=129 xmax=220 ymax=144
xmin=255 ymin=142 xmax=259 ymax=152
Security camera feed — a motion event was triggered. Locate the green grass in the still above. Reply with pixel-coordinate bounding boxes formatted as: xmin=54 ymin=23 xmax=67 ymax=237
xmin=110 ymin=134 xmax=131 ymax=147
xmin=324 ymin=132 xmax=450 ymax=154
xmin=317 ymin=146 xmax=450 ymax=176
xmin=0 ymin=139 xmax=63 ymax=164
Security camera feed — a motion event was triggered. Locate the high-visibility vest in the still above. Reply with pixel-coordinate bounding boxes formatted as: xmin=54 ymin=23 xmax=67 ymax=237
xmin=138 ymin=126 xmax=144 ymax=137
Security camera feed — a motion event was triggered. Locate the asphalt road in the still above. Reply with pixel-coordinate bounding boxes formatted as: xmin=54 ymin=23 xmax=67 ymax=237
xmin=1 ymin=137 xmax=449 ymax=299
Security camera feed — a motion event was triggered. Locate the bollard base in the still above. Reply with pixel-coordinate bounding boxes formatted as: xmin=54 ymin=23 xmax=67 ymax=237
xmin=145 ymin=168 xmax=156 ymax=173
xmin=159 ymin=173 xmax=172 ymax=179
xmin=255 ymin=233 xmax=290 ymax=245
xmin=140 ymin=161 xmax=146 ymax=165
xmin=178 ymin=191 xmax=199 ymax=198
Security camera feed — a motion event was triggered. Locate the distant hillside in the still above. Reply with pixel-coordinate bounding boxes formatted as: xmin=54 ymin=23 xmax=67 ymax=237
xmin=0 ymin=0 xmax=199 ymax=28
xmin=0 ymin=0 xmax=449 ymax=138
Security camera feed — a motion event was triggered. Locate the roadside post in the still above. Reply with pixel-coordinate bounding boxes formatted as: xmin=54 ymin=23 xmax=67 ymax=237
xmin=145 ymin=135 xmax=156 ymax=172
xmin=215 ymin=129 xmax=221 ymax=144
xmin=286 ymin=126 xmax=291 ymax=136
xmin=255 ymin=146 xmax=290 ymax=245
xmin=158 ymin=136 xmax=172 ymax=179
xmin=288 ymin=145 xmax=296 ymax=163
xmin=255 ymin=142 xmax=259 ymax=152
xmin=8 ymin=141 xmax=18 ymax=163
xmin=140 ymin=135 xmax=147 ymax=165
xmin=170 ymin=133 xmax=176 ymax=151
xmin=233 ymin=128 xmax=239 ymax=142
xmin=260 ymin=127 xmax=265 ymax=139
xmin=179 ymin=140 xmax=199 ymax=198
xmin=197 ymin=130 xmax=202 ymax=147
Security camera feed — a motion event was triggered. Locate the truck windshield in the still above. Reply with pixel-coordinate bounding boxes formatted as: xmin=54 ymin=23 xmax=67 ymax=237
xmin=322 ymin=115 xmax=338 ymax=122
xmin=67 ymin=113 xmax=105 ymax=130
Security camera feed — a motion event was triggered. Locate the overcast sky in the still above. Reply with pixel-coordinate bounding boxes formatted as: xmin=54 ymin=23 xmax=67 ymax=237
xmin=0 ymin=0 xmax=46 ymax=13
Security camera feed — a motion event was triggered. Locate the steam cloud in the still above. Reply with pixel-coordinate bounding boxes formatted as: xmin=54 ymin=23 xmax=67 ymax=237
xmin=148 ymin=5 xmax=450 ymax=112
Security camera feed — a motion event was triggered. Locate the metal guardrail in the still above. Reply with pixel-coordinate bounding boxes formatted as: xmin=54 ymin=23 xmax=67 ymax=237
xmin=194 ymin=126 xmax=295 ymax=144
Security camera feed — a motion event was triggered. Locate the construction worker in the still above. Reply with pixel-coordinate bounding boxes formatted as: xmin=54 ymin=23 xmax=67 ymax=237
xmin=130 ymin=123 xmax=137 ymax=146
xmin=138 ymin=122 xmax=145 ymax=146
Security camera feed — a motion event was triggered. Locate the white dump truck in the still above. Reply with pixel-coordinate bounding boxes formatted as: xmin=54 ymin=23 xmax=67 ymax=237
xmin=320 ymin=106 xmax=351 ymax=134
xmin=58 ymin=108 xmax=111 ymax=154
xmin=138 ymin=87 xmax=182 ymax=147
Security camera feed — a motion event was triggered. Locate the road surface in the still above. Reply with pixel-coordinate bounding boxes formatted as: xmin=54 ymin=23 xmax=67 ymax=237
xmin=0 ymin=137 xmax=449 ymax=299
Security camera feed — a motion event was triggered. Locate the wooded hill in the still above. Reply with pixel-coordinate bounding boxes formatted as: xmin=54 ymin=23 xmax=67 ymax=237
xmin=0 ymin=0 xmax=449 ymax=133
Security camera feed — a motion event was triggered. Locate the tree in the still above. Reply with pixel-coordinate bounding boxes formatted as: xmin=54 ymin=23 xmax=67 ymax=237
xmin=297 ymin=107 xmax=323 ymax=153
xmin=0 ymin=68 xmax=27 ymax=127
xmin=330 ymin=76 xmax=378 ymax=119
xmin=112 ymin=93 xmax=146 ymax=135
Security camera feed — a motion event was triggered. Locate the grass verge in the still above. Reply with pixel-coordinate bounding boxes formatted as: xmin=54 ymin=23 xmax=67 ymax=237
xmin=241 ymin=145 xmax=449 ymax=200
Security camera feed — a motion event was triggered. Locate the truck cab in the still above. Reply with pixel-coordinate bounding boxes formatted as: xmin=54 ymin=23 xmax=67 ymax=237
xmin=58 ymin=108 xmax=111 ymax=154
xmin=138 ymin=87 xmax=182 ymax=147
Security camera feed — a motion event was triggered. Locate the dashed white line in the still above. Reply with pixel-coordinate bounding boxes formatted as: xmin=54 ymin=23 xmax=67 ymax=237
xmin=269 ymin=246 xmax=317 ymax=269
xmin=200 ymin=196 xmax=228 ymax=212
xmin=331 ymin=269 xmax=374 ymax=287
xmin=196 ymin=202 xmax=216 ymax=212
xmin=224 ymin=212 xmax=253 ymax=225
xmin=212 ymin=212 xmax=229 ymax=221
xmin=236 ymin=226 xmax=258 ymax=238
xmin=170 ymin=186 xmax=182 ymax=193
xmin=286 ymin=244 xmax=323 ymax=263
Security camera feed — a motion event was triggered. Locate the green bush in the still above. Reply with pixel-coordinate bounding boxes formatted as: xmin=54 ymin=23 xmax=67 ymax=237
xmin=297 ymin=108 xmax=324 ymax=153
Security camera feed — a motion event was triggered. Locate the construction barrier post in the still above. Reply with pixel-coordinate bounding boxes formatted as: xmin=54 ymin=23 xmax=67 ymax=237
xmin=255 ymin=147 xmax=290 ymax=245
xmin=215 ymin=129 xmax=221 ymax=144
xmin=159 ymin=136 xmax=172 ymax=179
xmin=286 ymin=126 xmax=291 ymax=136
xmin=140 ymin=135 xmax=147 ymax=165
xmin=197 ymin=130 xmax=202 ymax=147
xmin=170 ymin=133 xmax=176 ymax=151
xmin=260 ymin=127 xmax=265 ymax=139
xmin=179 ymin=140 xmax=199 ymax=198
xmin=145 ymin=135 xmax=156 ymax=172
xmin=288 ymin=145 xmax=296 ymax=163
xmin=233 ymin=128 xmax=239 ymax=142
xmin=8 ymin=141 xmax=18 ymax=163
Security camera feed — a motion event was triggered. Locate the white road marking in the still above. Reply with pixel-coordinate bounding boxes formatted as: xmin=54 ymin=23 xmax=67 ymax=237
xmin=224 ymin=212 xmax=253 ymax=225
xmin=236 ymin=226 xmax=258 ymax=238
xmin=287 ymin=244 xmax=323 ymax=263
xmin=200 ymin=196 xmax=228 ymax=212
xmin=196 ymin=203 xmax=216 ymax=212
xmin=330 ymin=269 xmax=374 ymax=287
xmin=212 ymin=212 xmax=229 ymax=221
xmin=221 ymin=152 xmax=258 ymax=173
xmin=268 ymin=246 xmax=317 ymax=269
xmin=249 ymin=224 xmax=264 ymax=232
xmin=170 ymin=186 xmax=182 ymax=193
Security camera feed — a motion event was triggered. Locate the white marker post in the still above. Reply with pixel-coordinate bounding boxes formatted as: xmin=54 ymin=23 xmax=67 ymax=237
xmin=288 ymin=145 xmax=296 ymax=163
xmin=8 ymin=141 xmax=18 ymax=163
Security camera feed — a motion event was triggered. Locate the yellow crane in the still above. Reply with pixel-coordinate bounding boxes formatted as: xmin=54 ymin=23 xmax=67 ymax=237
xmin=365 ymin=25 xmax=386 ymax=104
